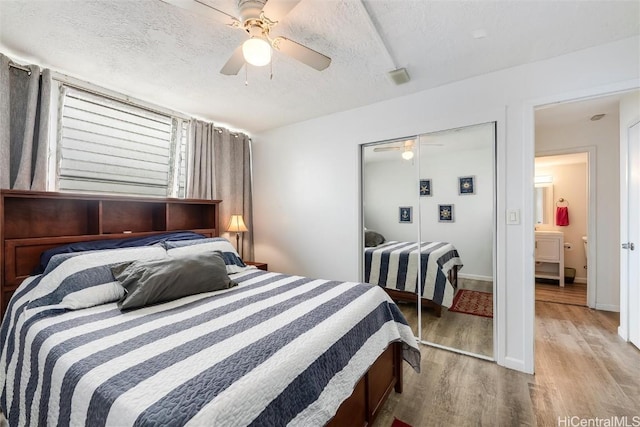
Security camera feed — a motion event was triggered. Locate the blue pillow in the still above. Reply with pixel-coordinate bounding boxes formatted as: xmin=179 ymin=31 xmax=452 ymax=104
xmin=37 ymin=231 xmax=206 ymax=274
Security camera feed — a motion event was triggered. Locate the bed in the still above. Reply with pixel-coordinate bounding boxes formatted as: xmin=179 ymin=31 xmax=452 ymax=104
xmin=0 ymin=191 xmax=420 ymax=427
xmin=364 ymin=240 xmax=463 ymax=316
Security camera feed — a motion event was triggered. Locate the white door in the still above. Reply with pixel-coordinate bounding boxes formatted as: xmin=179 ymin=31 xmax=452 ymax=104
xmin=627 ymin=121 xmax=640 ymax=349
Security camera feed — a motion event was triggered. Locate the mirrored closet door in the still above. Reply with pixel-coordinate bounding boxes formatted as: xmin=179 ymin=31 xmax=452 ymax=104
xmin=362 ymin=136 xmax=420 ymax=338
xmin=361 ymin=122 xmax=496 ymax=359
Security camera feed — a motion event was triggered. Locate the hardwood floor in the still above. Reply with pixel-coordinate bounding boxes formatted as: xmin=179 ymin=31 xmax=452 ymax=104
xmin=372 ymin=301 xmax=640 ymax=426
xmin=535 ymin=281 xmax=587 ymax=306
xmin=395 ymin=278 xmax=494 ymax=358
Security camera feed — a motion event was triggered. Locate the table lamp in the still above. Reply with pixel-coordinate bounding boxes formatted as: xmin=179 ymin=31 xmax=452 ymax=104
xmin=226 ymin=214 xmax=248 ymax=256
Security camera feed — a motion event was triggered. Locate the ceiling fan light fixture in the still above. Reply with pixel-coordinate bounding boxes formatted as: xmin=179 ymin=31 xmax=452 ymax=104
xmin=401 ymin=150 xmax=414 ymax=160
xmin=242 ymin=37 xmax=271 ymax=66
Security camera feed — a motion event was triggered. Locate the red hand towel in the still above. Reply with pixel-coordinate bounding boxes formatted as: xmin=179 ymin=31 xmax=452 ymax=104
xmin=556 ymin=206 xmax=569 ymax=226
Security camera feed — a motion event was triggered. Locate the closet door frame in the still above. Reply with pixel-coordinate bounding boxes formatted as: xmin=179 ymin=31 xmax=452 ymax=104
xmin=359 ymin=108 xmax=505 ymax=365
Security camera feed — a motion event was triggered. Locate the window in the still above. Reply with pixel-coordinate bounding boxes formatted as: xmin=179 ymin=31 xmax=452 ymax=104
xmin=56 ymin=86 xmax=187 ymax=197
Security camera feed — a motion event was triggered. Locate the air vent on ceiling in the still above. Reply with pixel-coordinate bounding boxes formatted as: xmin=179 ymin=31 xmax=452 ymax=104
xmin=387 ymin=68 xmax=410 ymax=85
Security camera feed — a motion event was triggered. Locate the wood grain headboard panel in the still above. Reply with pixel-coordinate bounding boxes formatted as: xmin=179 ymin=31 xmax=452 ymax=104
xmin=1 ymin=190 xmax=221 ymax=317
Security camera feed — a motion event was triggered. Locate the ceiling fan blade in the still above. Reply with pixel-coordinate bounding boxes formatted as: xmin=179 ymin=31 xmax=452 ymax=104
xmin=272 ymin=37 xmax=331 ymax=71
xmin=220 ymin=45 xmax=245 ymax=75
xmin=160 ymin=0 xmax=239 ymax=26
xmin=373 ymin=147 xmax=401 ymax=152
xmin=261 ymin=0 xmax=302 ymax=22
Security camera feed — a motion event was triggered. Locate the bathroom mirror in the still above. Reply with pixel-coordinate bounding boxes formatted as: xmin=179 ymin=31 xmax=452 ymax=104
xmin=534 ymin=183 xmax=554 ymax=225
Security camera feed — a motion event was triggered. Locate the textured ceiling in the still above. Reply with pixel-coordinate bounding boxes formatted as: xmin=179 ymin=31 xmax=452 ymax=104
xmin=1 ymin=0 xmax=639 ymax=134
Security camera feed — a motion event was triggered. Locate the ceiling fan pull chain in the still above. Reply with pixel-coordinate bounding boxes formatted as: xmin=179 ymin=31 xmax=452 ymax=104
xmin=270 ymin=59 xmax=273 ymax=80
xmin=245 ymin=64 xmax=249 ymax=86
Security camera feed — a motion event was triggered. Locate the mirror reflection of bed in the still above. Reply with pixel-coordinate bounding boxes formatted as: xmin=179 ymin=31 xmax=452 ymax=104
xmin=361 ymin=122 xmax=496 ymax=359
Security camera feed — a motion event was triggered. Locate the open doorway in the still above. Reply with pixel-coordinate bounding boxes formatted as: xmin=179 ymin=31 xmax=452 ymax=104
xmin=534 ymin=151 xmax=590 ymax=306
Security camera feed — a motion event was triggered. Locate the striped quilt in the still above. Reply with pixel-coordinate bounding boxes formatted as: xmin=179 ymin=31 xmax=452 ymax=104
xmin=0 ymin=268 xmax=420 ymax=427
xmin=364 ymin=241 xmax=463 ymax=307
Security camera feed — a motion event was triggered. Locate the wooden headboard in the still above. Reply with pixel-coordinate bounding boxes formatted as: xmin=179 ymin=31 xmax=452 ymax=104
xmin=0 ymin=190 xmax=221 ymax=317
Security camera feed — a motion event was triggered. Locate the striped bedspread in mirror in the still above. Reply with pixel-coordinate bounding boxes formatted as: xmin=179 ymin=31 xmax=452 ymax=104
xmin=364 ymin=241 xmax=463 ymax=307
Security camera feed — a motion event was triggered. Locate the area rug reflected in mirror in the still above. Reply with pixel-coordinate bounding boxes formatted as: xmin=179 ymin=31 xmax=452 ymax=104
xmin=391 ymin=418 xmax=413 ymax=427
xmin=448 ymin=289 xmax=493 ymax=318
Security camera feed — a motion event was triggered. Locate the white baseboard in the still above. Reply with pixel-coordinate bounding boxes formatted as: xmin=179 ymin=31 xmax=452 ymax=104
xmin=458 ymin=273 xmax=493 ymax=282
xmin=573 ymin=277 xmax=587 ymax=284
xmin=595 ymin=303 xmax=620 ymax=312
xmin=618 ymin=325 xmax=629 ymax=341
xmin=501 ymin=356 xmax=531 ymax=374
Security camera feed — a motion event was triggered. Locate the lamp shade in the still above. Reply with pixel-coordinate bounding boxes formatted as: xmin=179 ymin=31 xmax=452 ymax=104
xmin=242 ymin=37 xmax=271 ymax=67
xmin=227 ymin=214 xmax=248 ymax=233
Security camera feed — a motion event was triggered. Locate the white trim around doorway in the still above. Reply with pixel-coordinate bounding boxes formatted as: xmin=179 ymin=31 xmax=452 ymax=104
xmin=522 ymin=78 xmax=640 ymax=374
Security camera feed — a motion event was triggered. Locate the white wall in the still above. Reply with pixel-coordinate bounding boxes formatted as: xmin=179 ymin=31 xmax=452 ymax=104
xmin=363 ymin=158 xmax=419 ymax=243
xmin=534 ymin=161 xmax=588 ymax=283
xmin=536 ymin=114 xmax=620 ymax=310
xmin=252 ymin=36 xmax=640 ymax=373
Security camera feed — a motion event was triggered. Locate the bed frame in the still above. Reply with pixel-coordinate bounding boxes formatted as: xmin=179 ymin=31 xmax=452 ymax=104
xmin=384 ymin=266 xmax=459 ymax=317
xmin=0 ymin=190 xmax=403 ymax=426
xmin=0 ymin=190 xmax=222 ymax=315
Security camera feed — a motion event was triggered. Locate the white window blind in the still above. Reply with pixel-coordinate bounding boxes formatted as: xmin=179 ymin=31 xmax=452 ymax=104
xmin=57 ymin=87 xmax=186 ymax=197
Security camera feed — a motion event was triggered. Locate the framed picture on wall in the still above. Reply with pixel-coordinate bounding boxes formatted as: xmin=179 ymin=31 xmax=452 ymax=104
xmin=458 ymin=176 xmax=475 ymax=195
xmin=399 ymin=206 xmax=413 ymax=223
xmin=438 ymin=204 xmax=455 ymax=222
xmin=419 ymin=179 xmax=432 ymax=196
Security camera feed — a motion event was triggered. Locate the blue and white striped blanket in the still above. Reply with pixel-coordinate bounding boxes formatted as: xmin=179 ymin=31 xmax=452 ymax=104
xmin=0 ymin=268 xmax=419 ymax=426
xmin=364 ymin=241 xmax=463 ymax=307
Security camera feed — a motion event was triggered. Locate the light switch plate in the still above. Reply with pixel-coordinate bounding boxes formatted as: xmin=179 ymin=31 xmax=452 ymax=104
xmin=507 ymin=209 xmax=520 ymax=225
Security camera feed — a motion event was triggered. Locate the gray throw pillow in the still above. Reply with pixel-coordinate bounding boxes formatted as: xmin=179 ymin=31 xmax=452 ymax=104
xmin=365 ymin=230 xmax=385 ymax=247
xmin=112 ymin=251 xmax=237 ymax=310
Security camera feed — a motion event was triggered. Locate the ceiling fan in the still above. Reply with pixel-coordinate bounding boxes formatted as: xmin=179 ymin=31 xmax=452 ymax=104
xmin=374 ymin=139 xmax=416 ymax=160
xmin=161 ymin=0 xmax=331 ymax=75
xmin=374 ymin=139 xmax=415 ymax=152
xmin=374 ymin=139 xmax=444 ymax=160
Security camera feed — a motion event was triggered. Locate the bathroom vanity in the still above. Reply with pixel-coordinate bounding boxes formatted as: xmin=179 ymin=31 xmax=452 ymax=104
xmin=535 ymin=230 xmax=565 ymax=287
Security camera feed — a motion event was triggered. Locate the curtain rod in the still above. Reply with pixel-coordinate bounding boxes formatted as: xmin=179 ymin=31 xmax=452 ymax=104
xmin=213 ymin=127 xmax=245 ymax=138
xmin=7 ymin=60 xmax=252 ymax=139
xmin=8 ymin=61 xmax=32 ymax=75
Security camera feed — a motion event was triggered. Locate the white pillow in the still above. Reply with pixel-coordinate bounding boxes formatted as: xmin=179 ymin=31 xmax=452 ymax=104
xmin=26 ymin=245 xmax=168 ymax=311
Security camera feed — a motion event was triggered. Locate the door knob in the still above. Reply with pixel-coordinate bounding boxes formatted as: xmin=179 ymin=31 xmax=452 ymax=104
xmin=622 ymin=242 xmax=635 ymax=250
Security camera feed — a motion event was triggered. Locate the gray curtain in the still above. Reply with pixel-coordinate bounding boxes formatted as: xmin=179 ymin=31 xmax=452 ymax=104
xmin=0 ymin=53 xmax=51 ymax=190
xmin=187 ymin=120 xmax=253 ymax=260
xmin=186 ymin=120 xmax=215 ymax=200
